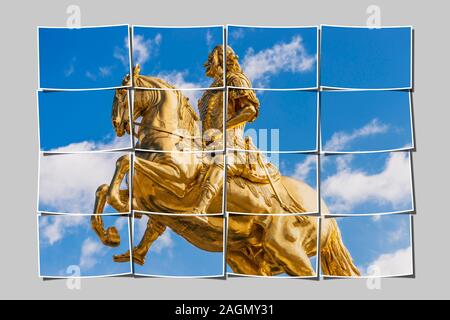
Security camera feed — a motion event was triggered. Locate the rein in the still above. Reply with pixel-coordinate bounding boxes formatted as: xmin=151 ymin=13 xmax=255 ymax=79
xmin=132 ymin=121 xmax=202 ymax=142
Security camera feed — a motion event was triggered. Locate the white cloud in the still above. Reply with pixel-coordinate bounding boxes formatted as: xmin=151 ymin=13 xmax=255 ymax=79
xmin=323 ymin=119 xmax=389 ymax=152
xmin=156 ymin=70 xmax=205 ymax=103
xmin=85 ymin=71 xmax=96 ymax=81
xmin=364 ymin=246 xmax=413 ymax=276
xmin=133 ymin=34 xmax=162 ymax=67
xmin=152 ymin=231 xmax=174 ymax=255
xmin=371 ymin=215 xmax=381 ymax=222
xmin=99 ymin=66 xmax=112 ymax=77
xmin=294 ymin=120 xmax=390 ymax=184
xmin=79 ymin=237 xmax=105 ymax=270
xmin=230 ymin=28 xmax=244 ymax=40
xmin=114 ymin=216 xmax=128 ymax=232
xmin=39 ymin=139 xmax=128 ymax=213
xmin=134 ymin=215 xmax=149 ymax=241
xmin=40 ymin=215 xmax=86 ymax=245
xmin=293 ymin=156 xmax=317 ymax=181
xmin=242 ymin=36 xmax=316 ymax=87
xmin=206 ymin=30 xmax=214 ymax=47
xmin=65 ymin=66 xmax=74 ymax=77
xmin=387 ymin=219 xmax=409 ymax=244
xmin=64 ymin=57 xmax=76 ymax=77
xmin=48 ymin=135 xmax=130 ymax=153
xmin=85 ymin=66 xmax=114 ymax=81
xmin=114 ymin=46 xmax=129 ymax=67
xmin=114 ymin=34 xmax=162 ymax=68
xmin=322 ymin=152 xmax=412 ymax=213
xmin=157 ymin=71 xmax=199 ymax=90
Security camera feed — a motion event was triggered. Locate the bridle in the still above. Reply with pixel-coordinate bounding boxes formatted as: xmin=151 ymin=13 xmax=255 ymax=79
xmin=113 ymin=89 xmax=130 ymax=135
xmin=132 ymin=121 xmax=201 ymax=142
xmin=131 ymin=88 xmax=202 ymax=144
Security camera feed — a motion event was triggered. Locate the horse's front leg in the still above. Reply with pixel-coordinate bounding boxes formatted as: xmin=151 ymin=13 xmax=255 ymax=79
xmin=114 ymin=216 xmax=166 ymax=265
xmin=108 ymin=154 xmax=131 ymax=212
xmin=91 ymin=154 xmax=131 ymax=247
xmin=91 ymin=184 xmax=121 ymax=247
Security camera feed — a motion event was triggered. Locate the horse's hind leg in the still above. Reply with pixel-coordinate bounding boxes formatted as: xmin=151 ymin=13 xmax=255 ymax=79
xmin=263 ymin=217 xmax=315 ymax=277
xmin=227 ymin=249 xmax=268 ymax=276
xmin=227 ymin=247 xmax=283 ymax=277
xmin=114 ymin=216 xmax=166 ymax=265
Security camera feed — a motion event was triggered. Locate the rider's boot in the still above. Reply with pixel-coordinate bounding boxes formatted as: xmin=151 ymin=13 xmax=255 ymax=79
xmin=191 ymin=163 xmax=224 ymax=215
xmin=191 ymin=183 xmax=220 ymax=215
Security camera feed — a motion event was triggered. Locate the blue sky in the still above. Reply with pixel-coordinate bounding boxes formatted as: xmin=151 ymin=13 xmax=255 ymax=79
xmin=39 ymin=26 xmax=130 ymax=89
xmin=37 ymin=25 xmax=415 ymax=278
xmin=320 ymin=26 xmax=412 ymax=89
xmin=331 ymin=214 xmax=413 ymax=277
xmin=132 ymin=26 xmax=223 ymax=88
xmin=227 ymin=26 xmax=318 ymax=88
xmin=321 ymin=90 xmax=413 ymax=152
xmin=133 ymin=215 xmax=224 ymax=277
xmin=320 ymin=152 xmax=414 ymax=215
xmin=38 ymin=90 xmax=131 ymax=151
xmin=242 ymin=90 xmax=318 ymax=152
xmin=39 ymin=215 xmax=132 ymax=277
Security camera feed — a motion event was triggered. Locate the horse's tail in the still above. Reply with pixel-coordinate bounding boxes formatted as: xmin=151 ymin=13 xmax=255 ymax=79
xmin=320 ymin=219 xmax=360 ymax=277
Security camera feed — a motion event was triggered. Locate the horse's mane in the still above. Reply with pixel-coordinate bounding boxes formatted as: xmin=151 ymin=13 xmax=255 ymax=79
xmin=135 ymin=75 xmax=200 ymax=137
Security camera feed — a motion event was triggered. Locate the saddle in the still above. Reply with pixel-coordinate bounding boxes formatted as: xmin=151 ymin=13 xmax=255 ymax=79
xmin=228 ymin=136 xmax=281 ymax=185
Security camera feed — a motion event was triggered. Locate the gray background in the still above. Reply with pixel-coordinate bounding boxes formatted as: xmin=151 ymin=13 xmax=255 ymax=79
xmin=0 ymin=0 xmax=447 ymax=299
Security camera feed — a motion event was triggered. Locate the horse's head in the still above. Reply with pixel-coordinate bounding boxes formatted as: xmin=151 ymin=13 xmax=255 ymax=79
xmin=111 ymin=66 xmax=140 ymax=136
xmin=114 ymin=67 xmax=201 ymax=150
xmin=111 ymin=87 xmax=129 ymax=137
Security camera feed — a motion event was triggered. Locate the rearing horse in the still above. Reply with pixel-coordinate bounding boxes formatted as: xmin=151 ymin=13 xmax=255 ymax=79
xmin=91 ymin=68 xmax=360 ymax=277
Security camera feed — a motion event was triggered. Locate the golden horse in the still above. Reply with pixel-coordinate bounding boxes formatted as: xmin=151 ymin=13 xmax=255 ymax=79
xmin=91 ymin=69 xmax=360 ymax=277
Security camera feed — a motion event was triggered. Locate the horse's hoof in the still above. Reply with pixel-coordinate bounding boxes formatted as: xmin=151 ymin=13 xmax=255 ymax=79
xmin=113 ymin=250 xmax=145 ymax=266
xmin=105 ymin=227 xmax=121 ymax=247
xmin=133 ymin=254 xmax=145 ymax=266
xmin=113 ymin=251 xmax=130 ymax=263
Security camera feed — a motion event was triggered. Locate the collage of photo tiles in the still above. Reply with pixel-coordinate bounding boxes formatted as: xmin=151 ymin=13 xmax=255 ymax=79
xmin=37 ymin=24 xmax=415 ymax=279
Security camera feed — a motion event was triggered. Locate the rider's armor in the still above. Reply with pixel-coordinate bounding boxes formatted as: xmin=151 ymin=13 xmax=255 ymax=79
xmin=193 ymin=71 xmax=281 ymax=213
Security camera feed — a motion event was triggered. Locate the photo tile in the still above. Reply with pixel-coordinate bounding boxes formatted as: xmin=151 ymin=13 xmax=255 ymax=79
xmin=35 ymin=23 xmax=418 ymax=283
xmin=320 ymin=90 xmax=414 ymax=153
xmin=320 ymin=151 xmax=414 ymax=216
xmin=38 ymin=89 xmax=132 ymax=152
xmin=133 ymin=150 xmax=225 ymax=215
xmin=38 ymin=213 xmax=132 ymax=278
xmin=226 ymin=152 xmax=318 ymax=215
xmin=38 ymin=25 xmax=131 ymax=90
xmin=320 ymin=25 xmax=413 ymax=90
xmin=132 ymin=213 xmax=225 ymax=278
xmin=227 ymin=88 xmax=318 ymax=152
xmin=132 ymin=26 xmax=225 ymax=90
xmin=133 ymin=88 xmax=225 ymax=153
xmin=227 ymin=25 xmax=319 ymax=89
xmin=227 ymin=214 xmax=319 ymax=278
xmin=38 ymin=152 xmax=132 ymax=214
xmin=321 ymin=214 xmax=414 ymax=278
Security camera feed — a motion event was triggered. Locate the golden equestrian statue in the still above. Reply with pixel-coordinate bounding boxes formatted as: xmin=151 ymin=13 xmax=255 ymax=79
xmin=90 ymin=45 xmax=360 ymax=277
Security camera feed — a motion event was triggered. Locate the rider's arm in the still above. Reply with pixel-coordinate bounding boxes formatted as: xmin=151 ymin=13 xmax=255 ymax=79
xmin=226 ymin=98 xmax=258 ymax=130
